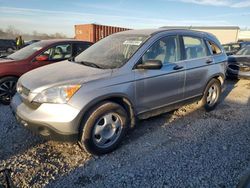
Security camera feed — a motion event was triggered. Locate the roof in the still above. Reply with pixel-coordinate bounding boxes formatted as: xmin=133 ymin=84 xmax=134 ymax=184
xmin=39 ymin=39 xmax=93 ymax=45
xmin=115 ymin=28 xmax=211 ymax=36
xmin=161 ymin=26 xmax=240 ymax=30
xmin=115 ymin=29 xmax=161 ymax=35
xmin=115 ymin=28 xmax=221 ymax=46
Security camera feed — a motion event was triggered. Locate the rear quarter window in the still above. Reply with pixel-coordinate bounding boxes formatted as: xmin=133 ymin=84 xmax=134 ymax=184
xmin=207 ymin=41 xmax=222 ymax=55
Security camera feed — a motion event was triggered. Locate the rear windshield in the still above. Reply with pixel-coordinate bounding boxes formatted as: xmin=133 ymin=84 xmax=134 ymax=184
xmin=8 ymin=41 xmax=48 ymax=60
xmin=236 ymin=46 xmax=250 ymax=55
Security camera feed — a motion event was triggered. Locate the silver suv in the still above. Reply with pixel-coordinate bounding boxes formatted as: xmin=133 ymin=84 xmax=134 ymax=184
xmin=11 ymin=29 xmax=227 ymax=155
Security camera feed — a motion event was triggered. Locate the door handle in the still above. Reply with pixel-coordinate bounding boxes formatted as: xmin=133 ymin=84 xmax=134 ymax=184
xmin=173 ymin=65 xmax=184 ymax=70
xmin=206 ymin=59 xmax=213 ymax=64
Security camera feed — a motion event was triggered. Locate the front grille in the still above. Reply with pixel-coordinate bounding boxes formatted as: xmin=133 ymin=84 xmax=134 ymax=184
xmin=24 ymin=100 xmax=41 ymax=109
xmin=21 ymin=85 xmax=30 ymax=96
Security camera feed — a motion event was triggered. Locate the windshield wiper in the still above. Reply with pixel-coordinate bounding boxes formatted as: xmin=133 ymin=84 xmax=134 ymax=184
xmin=75 ymin=61 xmax=104 ymax=69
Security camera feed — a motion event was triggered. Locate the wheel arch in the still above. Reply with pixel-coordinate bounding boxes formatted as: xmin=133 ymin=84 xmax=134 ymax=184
xmin=79 ymin=94 xmax=136 ymax=131
xmin=203 ymin=73 xmax=224 ymax=94
xmin=0 ymin=75 xmax=19 ymax=81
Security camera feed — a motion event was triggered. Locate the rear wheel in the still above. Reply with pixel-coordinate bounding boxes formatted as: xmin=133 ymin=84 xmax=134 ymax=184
xmin=79 ymin=101 xmax=128 ymax=155
xmin=0 ymin=77 xmax=18 ymax=105
xmin=201 ymin=78 xmax=221 ymax=111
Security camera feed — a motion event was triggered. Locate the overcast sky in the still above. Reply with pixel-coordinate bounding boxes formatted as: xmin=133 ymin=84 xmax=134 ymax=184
xmin=0 ymin=0 xmax=250 ymax=37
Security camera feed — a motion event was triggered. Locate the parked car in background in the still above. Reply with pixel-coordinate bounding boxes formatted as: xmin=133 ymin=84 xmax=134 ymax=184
xmin=0 ymin=39 xmax=16 ymax=54
xmin=23 ymin=40 xmax=40 ymax=47
xmin=227 ymin=45 xmax=250 ymax=79
xmin=11 ymin=29 xmax=227 ymax=155
xmin=0 ymin=39 xmax=93 ymax=105
xmin=223 ymin=41 xmax=250 ymax=55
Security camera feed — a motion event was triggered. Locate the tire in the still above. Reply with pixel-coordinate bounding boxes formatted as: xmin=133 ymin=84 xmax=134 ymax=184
xmin=0 ymin=77 xmax=18 ymax=105
xmin=79 ymin=101 xmax=128 ymax=155
xmin=201 ymin=78 xmax=221 ymax=112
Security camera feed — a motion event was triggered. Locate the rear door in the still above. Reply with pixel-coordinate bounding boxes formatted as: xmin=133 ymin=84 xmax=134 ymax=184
xmin=134 ymin=35 xmax=186 ymax=113
xmin=181 ymin=35 xmax=212 ymax=99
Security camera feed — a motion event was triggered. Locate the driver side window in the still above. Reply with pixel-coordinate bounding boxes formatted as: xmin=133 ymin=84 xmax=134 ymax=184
xmin=40 ymin=44 xmax=72 ymax=60
xmin=142 ymin=36 xmax=180 ymax=64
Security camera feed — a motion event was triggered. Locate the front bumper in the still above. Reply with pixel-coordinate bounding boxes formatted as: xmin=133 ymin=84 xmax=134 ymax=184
xmin=10 ymin=94 xmax=81 ymax=141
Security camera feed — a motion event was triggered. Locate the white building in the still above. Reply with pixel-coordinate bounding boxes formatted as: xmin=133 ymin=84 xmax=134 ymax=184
xmin=238 ymin=30 xmax=250 ymax=41
xmin=161 ymin=26 xmax=240 ymax=44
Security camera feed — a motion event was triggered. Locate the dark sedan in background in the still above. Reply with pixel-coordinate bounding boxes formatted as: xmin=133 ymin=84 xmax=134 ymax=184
xmin=0 ymin=39 xmax=92 ymax=104
xmin=23 ymin=40 xmax=40 ymax=47
xmin=223 ymin=41 xmax=250 ymax=56
xmin=0 ymin=39 xmax=16 ymax=54
xmin=227 ymin=45 xmax=250 ymax=79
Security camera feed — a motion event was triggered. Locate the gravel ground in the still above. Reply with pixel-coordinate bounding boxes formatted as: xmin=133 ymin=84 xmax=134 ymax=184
xmin=0 ymin=79 xmax=249 ymax=187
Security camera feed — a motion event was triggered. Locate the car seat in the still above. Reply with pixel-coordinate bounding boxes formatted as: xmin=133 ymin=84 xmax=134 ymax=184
xmin=53 ymin=47 xmax=63 ymax=59
xmin=64 ymin=45 xmax=72 ymax=58
xmin=186 ymin=47 xmax=197 ymax=59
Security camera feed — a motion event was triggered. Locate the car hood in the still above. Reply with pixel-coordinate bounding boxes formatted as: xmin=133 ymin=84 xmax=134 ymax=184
xmin=19 ymin=60 xmax=113 ymax=93
xmin=228 ymin=55 xmax=250 ymax=65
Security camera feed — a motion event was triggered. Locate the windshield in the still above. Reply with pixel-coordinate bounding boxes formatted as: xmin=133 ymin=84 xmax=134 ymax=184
xmin=8 ymin=41 xmax=48 ymax=60
xmin=74 ymin=33 xmax=149 ymax=69
xmin=236 ymin=46 xmax=250 ymax=55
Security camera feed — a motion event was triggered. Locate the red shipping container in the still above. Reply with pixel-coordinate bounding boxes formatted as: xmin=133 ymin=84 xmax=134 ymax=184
xmin=75 ymin=24 xmax=130 ymax=43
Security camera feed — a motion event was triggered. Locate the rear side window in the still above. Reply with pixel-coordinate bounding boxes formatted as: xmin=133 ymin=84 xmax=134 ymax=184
xmin=207 ymin=41 xmax=222 ymax=55
xmin=183 ymin=36 xmax=207 ymax=60
xmin=74 ymin=43 xmax=91 ymax=56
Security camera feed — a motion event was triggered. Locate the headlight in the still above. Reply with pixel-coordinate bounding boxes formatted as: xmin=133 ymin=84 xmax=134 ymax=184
xmin=33 ymin=85 xmax=81 ymax=104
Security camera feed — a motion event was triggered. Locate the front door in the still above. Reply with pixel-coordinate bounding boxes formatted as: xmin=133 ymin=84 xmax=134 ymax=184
xmin=134 ymin=35 xmax=186 ymax=113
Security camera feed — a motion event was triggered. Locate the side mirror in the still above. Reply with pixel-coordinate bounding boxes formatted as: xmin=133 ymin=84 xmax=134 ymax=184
xmin=35 ymin=55 xmax=48 ymax=61
xmin=136 ymin=60 xmax=162 ymax=70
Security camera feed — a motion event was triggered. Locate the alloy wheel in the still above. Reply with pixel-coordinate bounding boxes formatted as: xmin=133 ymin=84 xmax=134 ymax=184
xmin=0 ymin=80 xmax=17 ymax=103
xmin=206 ymin=83 xmax=219 ymax=107
xmin=92 ymin=113 xmax=122 ymax=148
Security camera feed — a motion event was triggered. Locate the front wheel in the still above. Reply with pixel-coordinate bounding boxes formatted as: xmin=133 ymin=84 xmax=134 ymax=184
xmin=201 ymin=78 xmax=221 ymax=112
xmin=0 ymin=77 xmax=18 ymax=105
xmin=79 ymin=101 xmax=128 ymax=155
